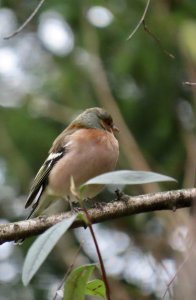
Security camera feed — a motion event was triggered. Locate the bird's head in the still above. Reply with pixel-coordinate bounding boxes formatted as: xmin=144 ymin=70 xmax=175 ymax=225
xmin=70 ymin=107 xmax=119 ymax=134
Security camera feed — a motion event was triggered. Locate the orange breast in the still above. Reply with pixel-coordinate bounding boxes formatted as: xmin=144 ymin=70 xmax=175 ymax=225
xmin=48 ymin=128 xmax=119 ymax=199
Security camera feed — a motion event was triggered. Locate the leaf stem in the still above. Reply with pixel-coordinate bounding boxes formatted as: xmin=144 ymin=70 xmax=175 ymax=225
xmin=82 ymin=205 xmax=111 ymax=300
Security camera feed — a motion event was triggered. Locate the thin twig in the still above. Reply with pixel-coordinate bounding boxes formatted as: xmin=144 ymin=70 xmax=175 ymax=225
xmin=162 ymin=245 xmax=193 ymax=299
xmin=4 ymin=0 xmax=46 ymax=40
xmin=183 ymin=81 xmax=196 ymax=86
xmin=53 ymin=243 xmax=83 ymax=300
xmin=127 ymin=0 xmax=151 ymax=40
xmin=160 ymin=262 xmax=173 ymax=299
xmin=142 ymin=20 xmax=175 ymax=59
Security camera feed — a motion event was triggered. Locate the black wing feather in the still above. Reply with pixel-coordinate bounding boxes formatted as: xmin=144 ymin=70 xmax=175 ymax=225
xmin=25 ymin=150 xmax=65 ymax=213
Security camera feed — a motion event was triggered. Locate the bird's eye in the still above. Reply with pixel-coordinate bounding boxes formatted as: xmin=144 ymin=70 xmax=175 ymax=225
xmin=105 ymin=117 xmax=113 ymax=126
xmin=98 ymin=113 xmax=114 ymax=131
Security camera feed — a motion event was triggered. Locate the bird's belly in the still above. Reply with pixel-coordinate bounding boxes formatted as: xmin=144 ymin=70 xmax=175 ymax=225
xmin=48 ymin=134 xmax=119 ymax=199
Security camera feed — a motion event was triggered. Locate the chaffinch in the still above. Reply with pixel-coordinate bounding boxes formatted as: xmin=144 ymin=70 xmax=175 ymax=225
xmin=25 ymin=107 xmax=119 ymax=219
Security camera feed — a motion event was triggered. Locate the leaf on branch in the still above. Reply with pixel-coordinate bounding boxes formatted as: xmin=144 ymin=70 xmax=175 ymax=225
xmin=85 ymin=279 xmax=106 ymax=298
xmin=83 ymin=170 xmax=176 ymax=186
xmin=64 ymin=264 xmax=95 ymax=300
xmin=22 ymin=215 xmax=77 ymax=286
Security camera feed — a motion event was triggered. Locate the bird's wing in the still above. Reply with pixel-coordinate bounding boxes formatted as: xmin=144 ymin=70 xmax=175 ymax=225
xmin=25 ymin=149 xmax=65 ymax=210
xmin=24 ymin=129 xmax=74 ymax=218
xmin=24 ymin=125 xmax=82 ymax=219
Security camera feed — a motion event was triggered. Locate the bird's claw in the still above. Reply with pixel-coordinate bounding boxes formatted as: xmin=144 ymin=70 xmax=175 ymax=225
xmin=115 ymin=189 xmax=124 ymax=201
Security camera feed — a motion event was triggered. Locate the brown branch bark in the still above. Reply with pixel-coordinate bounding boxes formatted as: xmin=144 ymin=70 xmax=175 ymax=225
xmin=0 ymin=188 xmax=195 ymax=244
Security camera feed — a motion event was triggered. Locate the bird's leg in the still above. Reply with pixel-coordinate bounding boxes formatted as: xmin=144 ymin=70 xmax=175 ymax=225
xmin=115 ymin=189 xmax=129 ymax=206
xmin=66 ymin=195 xmax=73 ymax=211
xmin=115 ymin=189 xmax=125 ymax=201
xmin=72 ymin=201 xmax=83 ymax=212
xmin=64 ymin=196 xmax=82 ymax=213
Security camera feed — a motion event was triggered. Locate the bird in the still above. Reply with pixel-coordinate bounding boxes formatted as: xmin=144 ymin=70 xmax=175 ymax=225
xmin=24 ymin=107 xmax=119 ymax=219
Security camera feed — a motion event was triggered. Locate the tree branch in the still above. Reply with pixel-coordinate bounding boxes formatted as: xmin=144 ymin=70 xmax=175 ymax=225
xmin=0 ymin=188 xmax=195 ymax=244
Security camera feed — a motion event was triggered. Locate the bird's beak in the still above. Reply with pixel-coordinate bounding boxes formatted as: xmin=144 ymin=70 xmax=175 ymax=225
xmin=112 ymin=124 xmax=119 ymax=132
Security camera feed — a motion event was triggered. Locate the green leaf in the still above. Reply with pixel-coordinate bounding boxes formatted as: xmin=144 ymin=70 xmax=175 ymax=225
xmin=77 ymin=212 xmax=88 ymax=225
xmin=84 ymin=170 xmax=176 ymax=186
xmin=64 ymin=264 xmax=95 ymax=300
xmin=86 ymin=279 xmax=106 ymax=298
xmin=22 ymin=215 xmax=77 ymax=286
